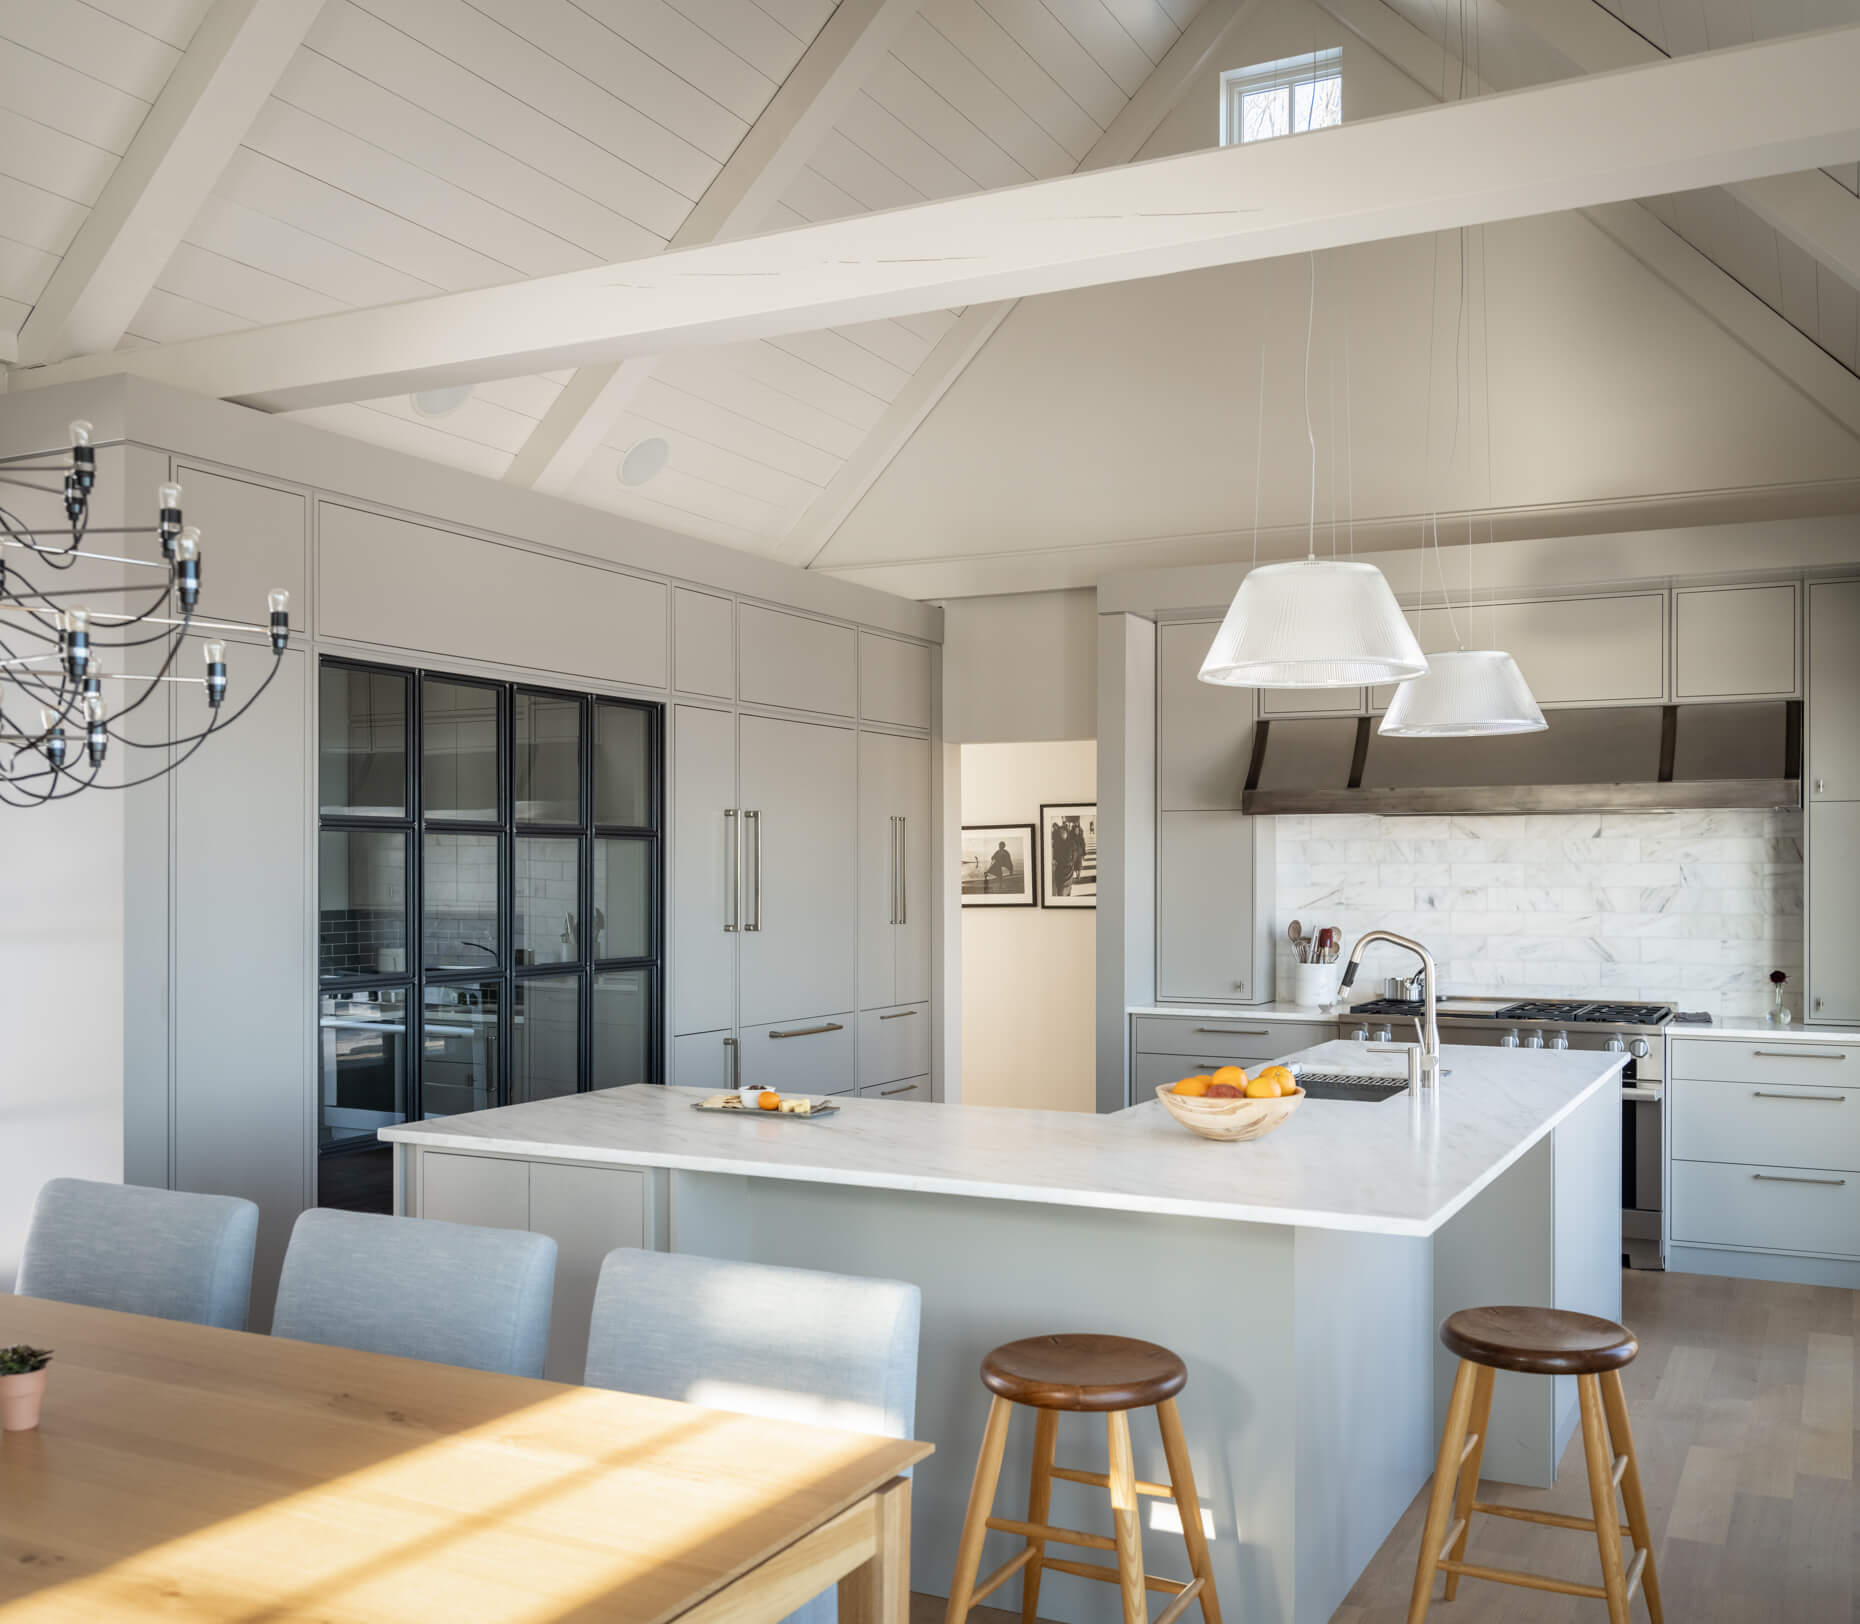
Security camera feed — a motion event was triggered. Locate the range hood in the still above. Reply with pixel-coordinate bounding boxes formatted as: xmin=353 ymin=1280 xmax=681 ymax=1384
xmin=1240 ymin=701 xmax=1801 ymax=816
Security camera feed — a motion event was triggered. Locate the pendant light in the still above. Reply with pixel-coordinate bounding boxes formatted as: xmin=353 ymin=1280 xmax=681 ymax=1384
xmin=1200 ymin=255 xmax=1426 ymax=690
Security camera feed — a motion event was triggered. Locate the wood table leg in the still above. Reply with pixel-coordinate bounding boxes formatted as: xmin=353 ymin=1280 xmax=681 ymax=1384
xmin=840 ymin=1478 xmax=912 ymax=1624
xmin=1406 ymin=1359 xmax=1478 ymax=1624
xmin=1600 ymin=1370 xmax=1663 ymax=1624
xmin=1020 ymin=1409 xmax=1059 ymax=1624
xmin=1578 ymin=1375 xmax=1633 ymax=1624
xmin=1106 ymin=1410 xmax=1148 ymax=1624
xmin=945 ymin=1397 xmax=1014 ymax=1624
xmin=1442 ymin=1364 xmax=1494 ymax=1602
xmin=1155 ymin=1398 xmax=1221 ymax=1624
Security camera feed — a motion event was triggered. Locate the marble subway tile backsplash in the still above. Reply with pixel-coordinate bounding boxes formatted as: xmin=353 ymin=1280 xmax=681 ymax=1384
xmin=1274 ymin=810 xmax=1803 ymax=1021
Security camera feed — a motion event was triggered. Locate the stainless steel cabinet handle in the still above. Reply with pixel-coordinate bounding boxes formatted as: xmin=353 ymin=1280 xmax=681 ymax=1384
xmin=1753 ymin=1050 xmax=1845 ymax=1060
xmin=897 ymin=815 xmax=907 ymax=925
xmin=769 ymin=1022 xmax=844 ymax=1039
xmin=879 ymin=1008 xmax=918 ymax=1021
xmin=724 ymin=808 xmax=738 ymax=932
xmin=1753 ymin=1091 xmax=1845 ymax=1101
xmin=1752 ymin=1173 xmax=1846 ymax=1186
xmin=744 ymin=809 xmax=761 ymax=932
xmin=1193 ymin=1026 xmax=1269 ymax=1036
xmin=887 ymin=815 xmax=899 ymax=926
xmin=723 ymin=1035 xmax=739 ymax=1089
xmin=880 ymin=1084 xmax=916 ymax=1096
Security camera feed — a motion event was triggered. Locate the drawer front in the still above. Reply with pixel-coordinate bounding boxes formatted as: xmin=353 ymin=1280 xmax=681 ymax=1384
xmin=1136 ymin=1052 xmax=1274 ymax=1092
xmin=860 ymin=1075 xmax=928 ymax=1102
xmin=738 ymin=1012 xmax=857 ymax=1095
xmin=1133 ymin=1015 xmax=1336 ymax=1061
xmin=1670 ymin=1037 xmax=1860 ymax=1089
xmin=1672 ymin=1077 xmax=1860 ymax=1172
xmin=1671 ymin=1159 xmax=1860 ymax=1257
xmin=860 ymin=1003 xmax=931 ymax=1086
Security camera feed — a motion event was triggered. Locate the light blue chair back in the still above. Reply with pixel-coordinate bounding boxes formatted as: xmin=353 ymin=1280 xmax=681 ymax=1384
xmin=585 ymin=1250 xmax=921 ymax=1624
xmin=271 ymin=1208 xmax=556 ymax=1378
xmin=16 ymin=1177 xmax=259 ymax=1331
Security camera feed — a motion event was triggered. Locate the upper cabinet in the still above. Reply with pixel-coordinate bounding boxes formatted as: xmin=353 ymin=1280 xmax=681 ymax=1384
xmin=318 ymin=503 xmax=668 ymax=690
xmin=859 ymin=632 xmax=932 ymax=731
xmin=737 ymin=603 xmax=857 ymax=718
xmin=1158 ymin=621 xmax=1257 ymax=812
xmin=1261 ymin=686 xmax=1363 ymax=718
xmin=673 ymin=589 xmax=734 ymax=700
xmin=1810 ymin=580 xmax=1860 ymax=802
xmin=1675 ymin=584 xmax=1799 ymax=701
xmin=176 ymin=465 xmax=307 ymax=636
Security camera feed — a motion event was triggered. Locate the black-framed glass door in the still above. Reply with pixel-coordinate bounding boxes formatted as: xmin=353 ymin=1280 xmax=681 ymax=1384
xmin=316 ymin=657 xmax=663 ymax=1213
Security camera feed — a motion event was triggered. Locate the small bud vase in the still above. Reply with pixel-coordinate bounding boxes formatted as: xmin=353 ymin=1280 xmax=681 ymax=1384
xmin=1769 ymin=984 xmax=1792 ymax=1027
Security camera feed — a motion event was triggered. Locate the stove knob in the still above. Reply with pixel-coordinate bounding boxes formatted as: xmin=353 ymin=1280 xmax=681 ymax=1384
xmin=1374 ymin=1025 xmax=1393 ymax=1044
xmin=1349 ymin=1025 xmax=1369 ymax=1043
xmin=1500 ymin=1029 xmax=1520 ymax=1049
xmin=1605 ymin=1034 xmax=1626 ymax=1054
xmin=1629 ymin=1038 xmax=1650 ymax=1060
xmin=1550 ymin=1030 xmax=1570 ymax=1050
xmin=1525 ymin=1030 xmax=1545 ymax=1049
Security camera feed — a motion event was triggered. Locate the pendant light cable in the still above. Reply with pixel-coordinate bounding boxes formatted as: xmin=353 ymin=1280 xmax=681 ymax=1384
xmin=1250 ymin=338 xmax=1266 ymax=569
xmin=1303 ymin=249 xmax=1318 ymax=559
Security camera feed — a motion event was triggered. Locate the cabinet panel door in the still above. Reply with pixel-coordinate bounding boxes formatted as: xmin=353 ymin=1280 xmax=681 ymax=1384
xmin=857 ymin=731 xmax=899 ymax=1009
xmin=737 ymin=603 xmax=857 ymax=717
xmin=529 ymin=1161 xmax=648 ymax=1383
xmin=1158 ymin=622 xmax=1255 ymax=811
xmin=737 ymin=715 xmax=859 ymax=1025
xmin=1809 ymin=581 xmax=1860 ymax=801
xmin=173 ymin=650 xmax=307 ymax=1331
xmin=1810 ymin=801 xmax=1860 ymax=1024
xmin=860 ymin=1077 xmax=927 ymax=1101
xmin=672 ymin=1029 xmax=735 ymax=1090
xmin=421 ymin=1152 xmax=529 ymax=1230
xmin=1156 ymin=811 xmax=1259 ymax=1003
xmin=177 ymin=464 xmax=307 ymax=633
xmin=671 ymin=706 xmax=736 ymax=1036
xmin=895 ymin=734 xmax=932 ymax=1004
xmin=673 ymin=588 xmax=734 ymax=699
xmin=860 ymin=632 xmax=932 ymax=729
xmin=1675 ymin=585 xmax=1798 ymax=700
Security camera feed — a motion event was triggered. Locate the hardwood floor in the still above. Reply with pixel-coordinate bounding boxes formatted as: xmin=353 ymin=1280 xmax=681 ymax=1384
xmin=914 ymin=1268 xmax=1860 ymax=1624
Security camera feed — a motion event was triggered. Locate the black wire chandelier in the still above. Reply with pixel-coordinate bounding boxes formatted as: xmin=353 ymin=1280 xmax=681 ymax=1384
xmin=0 ymin=421 xmax=291 ymax=807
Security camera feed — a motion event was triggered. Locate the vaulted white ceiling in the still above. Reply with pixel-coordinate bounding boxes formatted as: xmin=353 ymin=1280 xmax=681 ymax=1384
xmin=2 ymin=0 xmax=1857 ymax=594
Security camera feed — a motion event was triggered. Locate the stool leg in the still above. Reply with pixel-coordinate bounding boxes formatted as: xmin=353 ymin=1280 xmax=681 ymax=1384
xmin=1106 ymin=1410 xmax=1148 ymax=1624
xmin=1600 ymin=1370 xmax=1663 ymax=1624
xmin=945 ymin=1396 xmax=1014 ymax=1624
xmin=1441 ymin=1364 xmax=1495 ymax=1602
xmin=1020 ymin=1409 xmax=1059 ymax=1624
xmin=1578 ymin=1374 xmax=1633 ymax=1624
xmin=1155 ymin=1398 xmax=1222 ymax=1624
xmin=1406 ymin=1358 xmax=1479 ymax=1624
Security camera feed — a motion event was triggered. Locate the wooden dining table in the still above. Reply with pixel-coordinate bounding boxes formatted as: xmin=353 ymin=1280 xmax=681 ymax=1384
xmin=0 ymin=1296 xmax=930 ymax=1624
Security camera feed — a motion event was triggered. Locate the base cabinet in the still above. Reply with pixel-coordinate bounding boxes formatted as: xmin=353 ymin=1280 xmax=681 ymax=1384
xmin=1809 ymin=801 xmax=1860 ymax=1024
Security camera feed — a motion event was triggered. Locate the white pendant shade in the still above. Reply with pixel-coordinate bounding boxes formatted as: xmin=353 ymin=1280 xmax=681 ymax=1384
xmin=1378 ymin=649 xmax=1548 ymax=737
xmin=1198 ymin=558 xmax=1428 ymax=688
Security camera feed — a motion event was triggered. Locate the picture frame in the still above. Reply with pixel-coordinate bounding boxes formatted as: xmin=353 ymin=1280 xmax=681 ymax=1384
xmin=960 ymin=824 xmax=1038 ymax=907
xmin=1040 ymin=803 xmax=1098 ymax=909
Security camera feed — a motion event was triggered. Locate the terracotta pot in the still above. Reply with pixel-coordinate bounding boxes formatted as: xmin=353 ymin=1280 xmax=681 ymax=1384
xmin=0 ymin=1368 xmax=47 ymax=1431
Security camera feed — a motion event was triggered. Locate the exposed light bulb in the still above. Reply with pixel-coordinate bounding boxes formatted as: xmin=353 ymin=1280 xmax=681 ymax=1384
xmin=83 ymin=692 xmax=106 ymax=724
xmin=203 ymin=640 xmax=227 ymax=709
xmin=203 ymin=640 xmax=225 ymax=664
xmin=158 ymin=482 xmax=182 ymax=509
xmin=39 ymin=707 xmax=58 ymax=732
xmin=68 ymin=420 xmax=93 ymax=448
xmin=176 ymin=526 xmax=200 ymax=560
xmin=268 ymin=588 xmax=289 ymax=615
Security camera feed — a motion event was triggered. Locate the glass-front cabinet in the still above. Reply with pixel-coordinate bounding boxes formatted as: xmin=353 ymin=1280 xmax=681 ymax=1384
xmin=316 ymin=658 xmax=663 ymax=1211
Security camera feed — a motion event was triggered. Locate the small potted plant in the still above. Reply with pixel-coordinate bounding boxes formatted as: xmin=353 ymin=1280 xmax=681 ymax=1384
xmin=1769 ymin=970 xmax=1793 ymax=1027
xmin=0 ymin=1345 xmax=52 ymax=1431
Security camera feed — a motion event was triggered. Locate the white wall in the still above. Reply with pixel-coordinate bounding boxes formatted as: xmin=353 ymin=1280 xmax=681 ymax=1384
xmin=960 ymin=741 xmax=1097 ymax=1110
xmin=940 ymin=590 xmax=1097 ymax=742
xmin=1275 ymin=809 xmax=1803 ymax=1020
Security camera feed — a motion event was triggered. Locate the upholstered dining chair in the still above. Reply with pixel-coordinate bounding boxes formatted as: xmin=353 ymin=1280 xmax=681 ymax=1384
xmin=584 ymin=1248 xmax=922 ymax=1624
xmin=271 ymin=1208 xmax=556 ymax=1378
xmin=16 ymin=1177 xmax=260 ymax=1330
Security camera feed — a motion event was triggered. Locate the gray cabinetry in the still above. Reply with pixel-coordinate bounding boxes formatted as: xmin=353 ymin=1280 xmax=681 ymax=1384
xmin=1158 ymin=621 xmax=1256 ymax=812
xmin=1807 ymin=582 xmax=1860 ymax=1027
xmin=673 ymin=588 xmax=734 ymax=699
xmin=671 ymin=705 xmax=736 ymax=1038
xmin=1809 ymin=580 xmax=1860 ymax=801
xmin=177 ymin=464 xmax=307 ymax=633
xmin=1810 ymin=802 xmax=1860 ymax=1024
xmin=737 ymin=603 xmax=857 ymax=717
xmin=1155 ymin=811 xmax=1274 ymax=1004
xmin=1674 ymin=584 xmax=1798 ymax=700
xmin=858 ymin=731 xmax=931 ymax=1009
xmin=859 ymin=632 xmax=932 ymax=730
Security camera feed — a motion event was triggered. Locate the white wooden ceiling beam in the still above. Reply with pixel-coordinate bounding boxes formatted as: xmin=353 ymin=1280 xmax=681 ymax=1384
xmin=773 ymin=0 xmax=1270 ymax=566
xmin=15 ymin=0 xmax=326 ymax=366
xmin=16 ymin=22 xmax=1860 ymax=409
xmin=503 ymin=0 xmax=924 ymax=496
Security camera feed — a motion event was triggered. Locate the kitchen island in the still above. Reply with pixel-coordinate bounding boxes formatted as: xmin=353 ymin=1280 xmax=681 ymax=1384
xmin=382 ymin=1040 xmax=1624 ymax=1624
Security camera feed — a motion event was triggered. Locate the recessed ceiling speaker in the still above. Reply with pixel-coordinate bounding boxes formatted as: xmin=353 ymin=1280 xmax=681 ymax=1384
xmin=410 ymin=385 xmax=473 ymax=417
xmin=619 ymin=437 xmax=670 ymax=486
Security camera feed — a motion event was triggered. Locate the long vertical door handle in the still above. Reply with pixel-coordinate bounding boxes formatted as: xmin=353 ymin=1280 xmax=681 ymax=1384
xmin=745 ymin=809 xmax=761 ymax=932
xmin=723 ymin=1035 xmax=739 ymax=1089
xmin=723 ymin=809 xmax=738 ymax=932
xmin=887 ymin=816 xmax=898 ymax=925
xmin=897 ymin=815 xmax=907 ymax=926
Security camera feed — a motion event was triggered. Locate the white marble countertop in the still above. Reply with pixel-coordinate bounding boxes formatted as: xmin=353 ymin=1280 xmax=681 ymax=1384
xmin=1670 ymin=1022 xmax=1860 ymax=1043
xmin=382 ymin=1040 xmax=1625 ymax=1238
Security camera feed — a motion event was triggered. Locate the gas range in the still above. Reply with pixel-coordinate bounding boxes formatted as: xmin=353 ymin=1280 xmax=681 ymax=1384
xmin=1341 ymin=995 xmax=1696 ymax=1079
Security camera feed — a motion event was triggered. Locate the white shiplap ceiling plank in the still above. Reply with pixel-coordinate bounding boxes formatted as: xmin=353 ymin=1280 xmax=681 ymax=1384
xmin=805 ymin=126 xmax=928 ymax=211
xmin=743 ymin=0 xmax=839 ymax=42
xmin=0 ymin=233 xmax=59 ymax=308
xmin=604 ymin=411 xmax=827 ymax=509
xmin=289 ymin=400 xmax=513 ymax=477
xmin=473 ymin=373 xmax=568 ymax=417
xmin=832 ymin=315 xmax=941 ymax=370
xmin=125 ymin=285 xmax=255 ymax=344
xmin=1668 ymin=186 xmax=1783 ymax=309
xmin=977 ymin=0 xmax=1126 ymax=125
xmin=1097 ymin=0 xmax=1184 ymax=60
xmin=890 ymin=14 xmax=1075 ymax=177
xmin=0 ymin=106 xmax=119 ymax=206
xmin=864 ymin=51 xmax=1038 ymax=188
xmin=349 ymin=390 xmax=549 ymax=453
xmin=779 ymin=163 xmax=870 ymax=222
xmin=155 ymin=240 xmax=350 ymax=326
xmin=921 ymin=0 xmax=1102 ymax=157
xmin=185 ymin=192 xmax=444 ymax=308
xmin=654 ymin=348 xmax=878 ymax=449
xmin=838 ymin=85 xmax=998 ymax=197
xmin=766 ymin=326 xmax=915 ymax=397
xmin=0 ymin=38 xmax=149 ymax=153
xmin=1153 ymin=0 xmax=1202 ymax=30
xmin=632 ymin=376 xmax=849 ymax=485
xmin=683 ymin=337 xmax=892 ymax=429
xmin=893 ymin=309 xmax=959 ymax=345
xmin=1038 ymin=0 xmax=1164 ymax=95
xmin=0 ymin=174 xmax=87 ymax=259
xmin=572 ymin=0 xmax=781 ymax=122
xmin=0 ymin=1 xmax=181 ymax=98
xmin=81 ymin=0 xmax=216 ymax=50
xmin=663 ymin=0 xmax=815 ymax=79
xmin=1818 ymin=260 xmax=1860 ymax=368
xmin=463 ymin=0 xmax=748 ymax=163
xmin=571 ymin=475 xmax=767 ymax=552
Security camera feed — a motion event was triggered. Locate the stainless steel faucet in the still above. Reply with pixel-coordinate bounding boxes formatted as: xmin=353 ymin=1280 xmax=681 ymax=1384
xmin=1340 ymin=929 xmax=1440 ymax=1084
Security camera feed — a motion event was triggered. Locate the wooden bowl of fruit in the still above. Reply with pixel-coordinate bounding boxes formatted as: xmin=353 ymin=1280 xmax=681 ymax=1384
xmin=1155 ymin=1064 xmax=1303 ymax=1142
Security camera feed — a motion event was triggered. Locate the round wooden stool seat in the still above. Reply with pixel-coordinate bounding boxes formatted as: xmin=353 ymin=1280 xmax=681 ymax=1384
xmin=1441 ymin=1306 xmax=1638 ymax=1376
xmin=980 ymin=1333 xmax=1187 ymax=1412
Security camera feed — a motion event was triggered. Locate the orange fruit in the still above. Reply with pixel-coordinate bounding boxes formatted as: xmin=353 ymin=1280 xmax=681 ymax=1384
xmin=1211 ymin=1065 xmax=1248 ymax=1091
xmin=1244 ymin=1076 xmax=1282 ymax=1100
xmin=1172 ymin=1075 xmax=1212 ymax=1097
xmin=1255 ymin=1065 xmax=1295 ymax=1097
xmin=757 ymin=1090 xmax=781 ymax=1111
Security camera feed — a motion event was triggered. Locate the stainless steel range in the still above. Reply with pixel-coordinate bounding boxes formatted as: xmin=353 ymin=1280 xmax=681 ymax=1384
xmin=1342 ymin=994 xmax=1691 ymax=1268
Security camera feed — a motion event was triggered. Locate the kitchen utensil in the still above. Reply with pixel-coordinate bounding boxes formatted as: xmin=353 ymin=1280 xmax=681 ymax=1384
xmin=1156 ymin=1082 xmax=1304 ymax=1142
xmin=1288 ymin=920 xmax=1306 ymax=963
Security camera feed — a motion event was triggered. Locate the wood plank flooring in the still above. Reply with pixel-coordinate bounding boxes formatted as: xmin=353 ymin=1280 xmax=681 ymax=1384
xmin=912 ymin=1268 xmax=1860 ymax=1624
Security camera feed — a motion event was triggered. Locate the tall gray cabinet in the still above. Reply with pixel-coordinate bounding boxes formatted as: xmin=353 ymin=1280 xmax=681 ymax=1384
xmin=1809 ymin=580 xmax=1860 ymax=1023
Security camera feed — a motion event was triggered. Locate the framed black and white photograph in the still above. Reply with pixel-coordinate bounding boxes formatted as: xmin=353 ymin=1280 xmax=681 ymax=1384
xmin=961 ymin=824 xmax=1037 ymax=907
xmin=1040 ymin=803 xmax=1098 ymax=908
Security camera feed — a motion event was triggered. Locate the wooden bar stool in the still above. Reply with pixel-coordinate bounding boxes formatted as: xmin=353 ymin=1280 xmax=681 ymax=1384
xmin=1408 ymin=1307 xmax=1663 ymax=1624
xmin=944 ymin=1334 xmax=1221 ymax=1624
